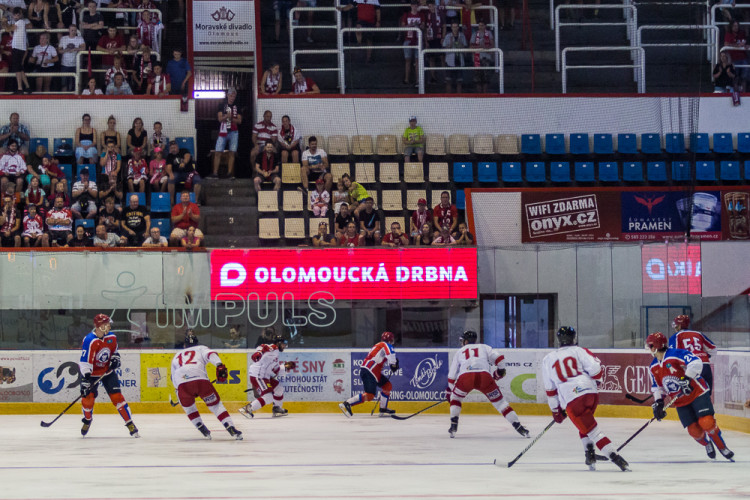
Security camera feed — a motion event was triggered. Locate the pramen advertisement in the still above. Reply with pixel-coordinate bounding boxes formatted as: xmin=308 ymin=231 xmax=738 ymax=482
xmin=191 ymin=0 xmax=255 ymax=55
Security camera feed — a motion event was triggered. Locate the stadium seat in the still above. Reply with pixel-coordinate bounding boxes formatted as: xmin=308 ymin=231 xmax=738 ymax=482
xmin=477 ymin=162 xmax=498 ymax=183
xmin=496 ymin=135 xmax=519 ymax=155
xmin=525 ymin=162 xmax=546 ymax=183
xmin=502 ymin=162 xmax=522 ymax=183
xmin=376 ymin=135 xmax=398 ymax=156
xmin=150 ymin=192 xmax=171 ymax=213
xmin=258 ymin=191 xmax=279 ymax=212
xmin=385 ymin=216 xmax=407 ymax=234
xmin=448 ymin=134 xmax=471 ymax=156
xmin=430 ymin=190 xmax=447 ymax=207
xmin=712 ymin=133 xmax=734 ymax=154
xmin=381 ymin=190 xmax=403 ymax=211
xmin=544 ymin=134 xmax=566 ymax=155
xmin=404 ymin=162 xmax=424 ymax=183
xmin=281 ymin=163 xmax=301 ymax=184
xmin=428 ymin=162 xmax=449 ymax=183
xmin=689 ymin=133 xmax=710 ymax=154
xmin=75 ymin=218 xmax=95 ymax=231
xmin=59 ymin=164 xmax=74 ymax=188
xmin=309 ymin=218 xmax=328 ymax=237
xmin=737 ymin=133 xmax=750 ymax=153
xmin=720 ymin=161 xmax=741 ymax=181
xmin=176 ymin=137 xmax=195 ymax=157
xmin=647 ymin=161 xmax=667 ymax=181
xmin=521 ymin=134 xmax=541 ymax=155
xmin=425 ymin=134 xmax=446 ymax=156
xmin=745 ymin=160 xmax=750 ymax=180
xmin=453 ymin=162 xmax=473 ymax=183
xmin=641 ymin=134 xmax=662 ymax=154
xmin=671 ymin=161 xmax=691 ymax=181
xmin=616 ymin=134 xmax=637 ymax=155
xmin=259 ymin=218 xmax=280 ymax=239
xmin=598 ymin=161 xmax=619 ymax=182
xmin=331 ymin=163 xmax=350 ymax=181
xmin=53 ymin=138 xmax=75 ymax=160
xmin=152 ymin=218 xmax=170 ymax=235
xmin=352 ymin=135 xmax=374 ymax=156
xmin=354 ymin=163 xmax=376 ymax=183
xmin=456 ymin=190 xmax=466 ymax=210
xmin=327 ymin=136 xmax=349 ymax=156
xmin=282 ymin=191 xmax=304 ymax=211
xmin=574 ymin=162 xmax=595 ymax=182
xmin=29 ymin=138 xmax=48 ymax=153
xmin=127 ymin=192 xmax=146 ymax=206
xmin=593 ymin=134 xmax=613 ymax=155
xmin=189 ymin=193 xmax=196 ymax=204
xmin=472 ymin=134 xmax=495 ymax=155
xmin=696 ymin=161 xmax=716 ymax=181
xmin=550 ymin=161 xmax=571 ymax=183
xmin=622 ymin=161 xmax=644 ymax=182
xmin=303 ymin=135 xmax=326 ymax=151
xmin=379 ymin=163 xmax=400 ymax=183
xmin=407 ymin=190 xmax=427 ymax=210
xmin=284 ymin=218 xmax=306 ymax=239
xmin=569 ymin=134 xmax=590 ymax=155
xmin=665 ymin=133 xmax=685 ymax=154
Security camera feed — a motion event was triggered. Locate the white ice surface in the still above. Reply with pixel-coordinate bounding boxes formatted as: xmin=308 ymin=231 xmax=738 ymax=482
xmin=2 ymin=412 xmax=748 ymax=500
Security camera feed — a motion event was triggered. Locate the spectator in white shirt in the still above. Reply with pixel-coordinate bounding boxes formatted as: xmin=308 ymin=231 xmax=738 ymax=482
xmin=1 ymin=8 xmax=32 ymax=94
xmin=58 ymin=25 xmax=85 ymax=92
xmin=0 ymin=139 xmax=27 ymax=194
xmin=81 ymin=77 xmax=104 ymax=95
xmin=29 ymin=31 xmax=58 ymax=92
xmin=142 ymin=226 xmax=168 ymax=247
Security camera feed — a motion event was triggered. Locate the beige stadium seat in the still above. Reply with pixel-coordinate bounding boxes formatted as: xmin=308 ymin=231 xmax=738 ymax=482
xmin=404 ymin=162 xmax=424 ymax=183
xmin=309 ymin=218 xmax=329 ymax=237
xmin=376 ymin=134 xmax=398 ymax=156
xmin=282 ymin=190 xmax=304 ymax=212
xmin=355 ymin=162 xmax=376 ymax=183
xmin=448 ymin=134 xmax=471 ymax=156
xmin=327 ymin=135 xmax=349 ymax=156
xmin=406 ymin=190 xmax=427 ymax=211
xmin=496 ymin=134 xmax=519 ymax=155
xmin=284 ymin=218 xmax=306 ymax=239
xmin=258 ymin=191 xmax=279 ymax=212
xmin=426 ymin=134 xmax=446 ymax=156
xmin=259 ymin=218 xmax=280 ymax=239
xmin=282 ymin=163 xmax=302 ymax=184
xmin=473 ymin=134 xmax=495 ymax=155
xmin=352 ymin=135 xmax=374 ymax=156
xmin=385 ymin=216 xmax=407 ymax=233
xmin=428 ymin=162 xmax=450 ymax=183
xmin=381 ymin=190 xmax=404 ymax=211
xmin=331 ymin=163 xmax=351 ymax=182
xmin=431 ymin=190 xmax=450 ymax=207
xmin=379 ymin=162 xmax=400 ymax=183
xmin=303 ymin=135 xmax=326 ymax=151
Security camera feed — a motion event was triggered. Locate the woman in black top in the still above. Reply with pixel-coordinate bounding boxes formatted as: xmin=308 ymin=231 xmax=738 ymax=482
xmin=127 ymin=117 xmax=148 ymax=156
xmin=713 ymin=52 xmax=736 ymax=92
xmin=56 ymin=0 xmax=79 ymax=28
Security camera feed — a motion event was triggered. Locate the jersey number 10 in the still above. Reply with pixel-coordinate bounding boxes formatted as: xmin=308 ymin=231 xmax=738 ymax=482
xmin=552 ymin=357 xmax=581 ymax=382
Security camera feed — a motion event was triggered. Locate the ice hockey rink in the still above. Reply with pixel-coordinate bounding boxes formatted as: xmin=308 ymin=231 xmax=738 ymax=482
xmin=2 ymin=412 xmax=748 ymax=500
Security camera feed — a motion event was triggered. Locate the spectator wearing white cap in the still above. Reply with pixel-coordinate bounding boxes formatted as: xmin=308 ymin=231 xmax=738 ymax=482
xmin=403 ymin=116 xmax=424 ymax=162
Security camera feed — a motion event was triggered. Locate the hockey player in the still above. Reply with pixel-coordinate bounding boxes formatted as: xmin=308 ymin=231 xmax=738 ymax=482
xmin=446 ymin=330 xmax=529 ymax=439
xmin=78 ymin=314 xmax=139 ymax=438
xmin=646 ymin=331 xmax=733 ymax=461
xmin=668 ymin=315 xmax=716 ymax=390
xmin=170 ymin=330 xmax=243 ymax=440
xmin=339 ymin=331 xmax=398 ymax=418
xmin=542 ymin=326 xmax=630 ymax=472
xmin=239 ymin=335 xmax=296 ymax=418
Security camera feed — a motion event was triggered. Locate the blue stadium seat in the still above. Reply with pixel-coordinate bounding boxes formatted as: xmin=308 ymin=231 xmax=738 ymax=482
xmin=593 ymin=134 xmax=613 ymax=155
xmin=29 ymin=138 xmax=48 ymax=153
xmin=689 ymin=133 xmax=710 ymax=154
xmin=477 ymin=162 xmax=498 ymax=183
xmin=641 ymin=134 xmax=662 ymax=155
xmin=452 ymin=162 xmax=473 ymax=183
xmin=127 ymin=192 xmax=146 ymax=206
xmin=502 ymin=162 xmax=522 ymax=183
xmin=598 ymin=162 xmax=619 ymax=182
xmin=190 ymin=192 xmax=196 ymax=204
xmin=456 ymin=189 xmax=466 ymax=210
xmin=525 ymin=162 xmax=546 ymax=183
xmin=521 ymin=134 xmax=541 ymax=155
xmin=712 ymin=133 xmax=734 ymax=154
xmin=745 ymin=161 xmax=750 ymax=180
xmin=53 ymin=138 xmax=75 ymax=159
xmin=545 ymin=134 xmax=565 ymax=155
xmin=176 ymin=137 xmax=195 ymax=157
xmin=570 ymin=134 xmax=590 ymax=155
xmin=617 ymin=134 xmax=637 ymax=155
xmin=550 ymin=161 xmax=571 ymax=183
xmin=647 ymin=161 xmax=667 ymax=181
xmin=665 ymin=133 xmax=685 ymax=154
xmin=574 ymin=162 xmax=595 ymax=182
xmin=75 ymin=218 xmax=95 ymax=230
xmin=152 ymin=218 xmax=171 ymax=236
xmin=720 ymin=161 xmax=741 ymax=181
xmin=671 ymin=161 xmax=691 ymax=181
xmin=150 ymin=192 xmax=172 ymax=212
xmin=59 ymin=164 xmax=74 ymax=188
xmin=696 ymin=161 xmax=716 ymax=181
xmin=737 ymin=133 xmax=750 ymax=153
xmin=622 ymin=161 xmax=644 ymax=182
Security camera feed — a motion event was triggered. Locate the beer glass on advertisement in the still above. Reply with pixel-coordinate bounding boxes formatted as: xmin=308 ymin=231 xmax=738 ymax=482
xmin=724 ymin=191 xmax=749 ymax=240
xmin=676 ymin=193 xmax=720 ymax=232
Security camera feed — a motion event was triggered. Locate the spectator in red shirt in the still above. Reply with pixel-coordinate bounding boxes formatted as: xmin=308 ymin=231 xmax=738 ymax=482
xmin=254 ymin=142 xmax=281 ymax=192
xmin=97 ymin=26 xmax=124 ymax=68
xmin=337 ymin=0 xmax=381 ymax=64
xmin=46 ymin=195 xmax=74 ymax=246
xmin=291 ymin=67 xmax=320 ymax=94
xmin=249 ymin=109 xmax=276 ymax=175
xmin=146 ymin=62 xmax=171 ymax=96
xmin=170 ymin=190 xmax=203 ymax=246
xmin=433 ymin=190 xmax=457 ymax=235
xmin=21 ymin=203 xmax=48 ymax=247
xmin=382 ymin=220 xmax=408 ymax=247
xmin=339 ymin=221 xmax=360 ymax=247
xmin=401 ymin=1 xmax=424 ymax=85
xmin=410 ymin=197 xmax=431 ymax=239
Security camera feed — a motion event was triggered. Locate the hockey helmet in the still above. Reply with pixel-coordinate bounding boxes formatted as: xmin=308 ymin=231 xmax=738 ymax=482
xmin=645 ymin=331 xmax=668 ymax=351
xmin=93 ymin=313 xmax=112 ymax=329
xmin=184 ymin=329 xmax=200 ymax=347
xmin=381 ymin=331 xmax=395 ymax=344
xmin=273 ymin=335 xmax=288 ymax=351
xmin=556 ymin=326 xmax=577 ymax=346
xmin=672 ymin=314 xmax=690 ymax=332
xmin=460 ymin=330 xmax=478 ymax=344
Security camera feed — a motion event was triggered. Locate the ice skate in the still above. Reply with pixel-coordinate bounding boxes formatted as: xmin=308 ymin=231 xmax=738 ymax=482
xmin=272 ymin=406 xmax=289 ymax=417
xmin=196 ymin=423 xmax=211 ymax=440
xmin=585 ymin=443 xmax=596 ymax=471
xmin=705 ymin=441 xmax=716 ymax=459
xmin=378 ymin=407 xmax=395 ymax=417
xmin=238 ymin=404 xmax=254 ymax=419
xmin=81 ymin=417 xmax=92 ymax=437
xmin=339 ymin=401 xmax=353 ymax=418
xmin=609 ymin=453 xmax=630 ymax=472
xmin=719 ymin=447 xmax=735 ymax=462
xmin=126 ymin=421 xmax=140 ymax=438
xmin=513 ymin=421 xmax=530 ymax=438
xmin=224 ymin=424 xmax=243 ymax=440
xmin=449 ymin=417 xmax=459 ymax=438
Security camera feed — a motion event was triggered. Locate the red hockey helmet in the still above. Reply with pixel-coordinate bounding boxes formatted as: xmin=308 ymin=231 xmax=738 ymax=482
xmin=93 ymin=314 xmax=112 ymax=328
xmin=672 ymin=314 xmax=690 ymax=331
xmin=646 ymin=331 xmax=668 ymax=351
xmin=381 ymin=331 xmax=395 ymax=344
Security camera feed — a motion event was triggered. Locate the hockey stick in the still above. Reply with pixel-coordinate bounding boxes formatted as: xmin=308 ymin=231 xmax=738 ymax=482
xmin=390 ymin=400 xmax=446 ymax=421
xmin=500 ymin=419 xmax=556 ymax=468
xmin=40 ymin=372 xmax=109 ymax=428
xmin=616 ymin=397 xmax=675 ymax=452
xmin=171 ymin=379 xmax=217 ymax=407
xmin=625 ymin=393 xmax=653 ymax=404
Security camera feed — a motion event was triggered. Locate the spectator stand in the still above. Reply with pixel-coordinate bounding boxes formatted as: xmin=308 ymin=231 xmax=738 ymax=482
xmin=420 ymin=47 xmax=504 ymax=94
xmin=75 ymin=50 xmax=161 ymax=93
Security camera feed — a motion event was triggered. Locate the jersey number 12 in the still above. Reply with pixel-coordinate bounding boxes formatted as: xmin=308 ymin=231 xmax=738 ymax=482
xmin=176 ymin=350 xmax=197 ymax=366
xmin=552 ymin=357 xmax=581 ymax=382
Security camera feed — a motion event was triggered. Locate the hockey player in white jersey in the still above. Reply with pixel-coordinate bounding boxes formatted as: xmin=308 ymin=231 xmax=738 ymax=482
xmin=446 ymin=330 xmax=530 ymax=438
xmin=239 ymin=335 xmax=296 ymax=418
xmin=541 ymin=326 xmax=629 ymax=471
xmin=170 ymin=330 xmax=243 ymax=440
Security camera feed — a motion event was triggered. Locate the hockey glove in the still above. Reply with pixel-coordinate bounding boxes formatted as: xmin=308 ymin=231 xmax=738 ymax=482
xmin=493 ymin=368 xmax=507 ymax=380
xmin=216 ymin=364 xmax=228 ymax=383
xmin=80 ymin=374 xmax=95 ymax=397
xmin=652 ymin=399 xmax=667 ymax=421
xmin=552 ymin=407 xmax=567 ymax=424
xmin=109 ymin=352 xmax=121 ymax=371
xmin=389 ymin=359 xmax=400 ymax=372
xmin=676 ymin=377 xmax=693 ymax=396
xmin=284 ymin=361 xmax=297 ymax=371
xmin=251 ymin=351 xmax=262 ymax=363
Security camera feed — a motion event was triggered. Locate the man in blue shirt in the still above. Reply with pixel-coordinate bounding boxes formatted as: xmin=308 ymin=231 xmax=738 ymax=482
xmin=165 ymin=48 xmax=192 ymax=95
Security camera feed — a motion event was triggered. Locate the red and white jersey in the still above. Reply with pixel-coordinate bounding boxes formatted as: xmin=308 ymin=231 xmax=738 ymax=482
xmin=170 ymin=345 xmax=222 ymax=389
xmin=402 ymin=11 xmax=423 ymax=45
xmin=362 ymin=341 xmax=397 ymax=380
xmin=22 ymin=213 xmax=44 ymax=236
xmin=248 ymin=344 xmax=285 ymax=380
xmin=252 ymin=120 xmax=279 ymax=146
xmin=0 ymin=152 xmax=27 ymax=176
xmin=541 ymin=346 xmax=603 ymax=410
xmin=292 ymin=77 xmax=317 ymax=95
xmin=447 ymin=343 xmax=504 ymax=387
xmin=128 ymin=158 xmax=147 ymax=180
xmin=668 ymin=330 xmax=716 ymax=363
xmin=46 ymin=207 xmax=73 ymax=231
xmin=79 ymin=331 xmax=118 ymax=377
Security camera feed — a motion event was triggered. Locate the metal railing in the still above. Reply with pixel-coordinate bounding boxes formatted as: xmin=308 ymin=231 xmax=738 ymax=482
xmin=0 ymin=71 xmax=78 ymax=94
xmin=289 ymin=7 xmax=340 ymax=78
xmin=719 ymin=45 xmax=750 ymax=71
xmin=74 ymin=50 xmax=161 ymax=92
xmin=561 ymin=46 xmax=645 ymax=93
xmin=636 ymin=25 xmax=719 ymax=72
xmin=420 ymin=48 xmax=504 ymax=94
xmin=711 ymin=4 xmax=750 ymax=28
xmin=628 ymin=1 xmax=711 ymax=28
xmin=555 ymin=4 xmax=638 ymax=72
